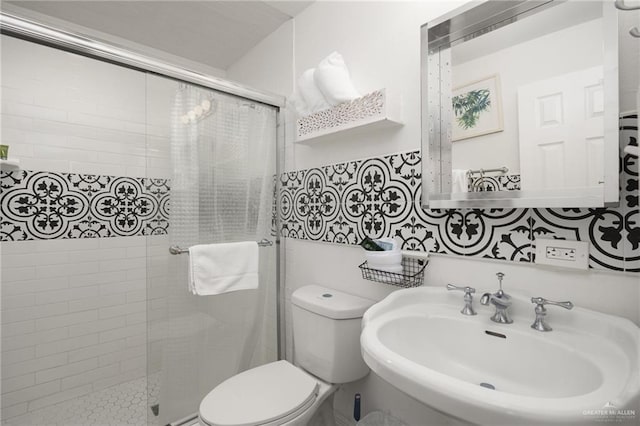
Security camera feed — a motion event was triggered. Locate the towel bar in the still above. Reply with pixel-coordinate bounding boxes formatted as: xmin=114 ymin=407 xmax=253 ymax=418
xmin=169 ymin=239 xmax=274 ymax=255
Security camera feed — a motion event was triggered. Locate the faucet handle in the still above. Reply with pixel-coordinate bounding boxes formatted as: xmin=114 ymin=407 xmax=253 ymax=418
xmin=446 ymin=284 xmax=476 ymax=294
xmin=530 ymin=297 xmax=574 ymax=310
xmin=530 ymin=297 xmax=574 ymax=332
xmin=446 ymin=284 xmax=476 ymax=316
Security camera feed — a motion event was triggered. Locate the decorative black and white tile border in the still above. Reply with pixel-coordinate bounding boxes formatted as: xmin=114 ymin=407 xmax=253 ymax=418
xmin=468 ymin=174 xmax=521 ymax=191
xmin=1 ymin=170 xmax=170 ymax=241
xmin=279 ymin=116 xmax=639 ymax=273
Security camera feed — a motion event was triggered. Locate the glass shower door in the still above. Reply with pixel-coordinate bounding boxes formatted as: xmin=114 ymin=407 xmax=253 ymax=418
xmin=145 ymin=75 xmax=278 ymax=425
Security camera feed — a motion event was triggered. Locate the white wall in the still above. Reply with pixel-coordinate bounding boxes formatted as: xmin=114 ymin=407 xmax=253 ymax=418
xmin=227 ymin=2 xmax=640 ymax=425
xmin=0 ymin=35 xmax=173 ymax=421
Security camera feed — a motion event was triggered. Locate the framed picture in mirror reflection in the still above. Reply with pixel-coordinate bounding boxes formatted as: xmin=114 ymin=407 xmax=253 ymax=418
xmin=452 ymin=74 xmax=504 ymax=141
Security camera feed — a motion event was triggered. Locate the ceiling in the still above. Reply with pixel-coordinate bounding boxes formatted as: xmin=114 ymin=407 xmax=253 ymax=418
xmin=4 ymin=1 xmax=313 ymax=70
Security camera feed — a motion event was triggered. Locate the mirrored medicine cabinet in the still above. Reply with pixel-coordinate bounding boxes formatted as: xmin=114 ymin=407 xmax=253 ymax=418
xmin=421 ymin=0 xmax=620 ymax=209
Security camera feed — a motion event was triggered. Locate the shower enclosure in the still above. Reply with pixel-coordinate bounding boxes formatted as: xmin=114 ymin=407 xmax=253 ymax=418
xmin=0 ymin=14 xmax=282 ymax=426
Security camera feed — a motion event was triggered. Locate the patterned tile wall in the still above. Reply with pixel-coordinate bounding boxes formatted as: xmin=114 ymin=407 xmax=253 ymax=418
xmin=0 ymin=170 xmax=170 ymax=241
xmin=280 ymin=115 xmax=639 ymax=273
xmin=468 ymin=174 xmax=521 ymax=191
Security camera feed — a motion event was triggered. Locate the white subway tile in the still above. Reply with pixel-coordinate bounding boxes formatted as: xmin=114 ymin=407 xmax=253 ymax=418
xmin=3 ymin=328 xmax=68 ymax=353
xmin=60 ymin=364 xmax=119 ymax=391
xmin=32 ymin=145 xmax=99 ymax=164
xmin=2 ymin=374 xmax=36 ymax=394
xmin=99 ymin=258 xmax=145 ymax=273
xmin=1 ymin=294 xmax=36 ymax=310
xmin=67 ymin=317 xmax=126 ymax=338
xmin=35 ymin=358 xmax=98 ymax=384
xmin=27 ymin=384 xmax=93 ymax=412
xmin=125 ymin=333 xmax=146 ymax=348
xmin=1 ymin=113 xmax=34 ymax=131
xmin=66 ymin=248 xmax=124 ymax=263
xmin=2 ymin=277 xmax=68 ymax=296
xmin=99 ymin=323 xmax=146 ymax=343
xmin=99 ymin=279 xmax=145 ymax=296
xmin=99 ymin=301 xmax=145 ymax=320
xmin=1 ymin=86 xmax=35 ymax=104
xmin=23 ymin=130 xmax=67 ymax=147
xmin=0 ymin=240 xmax=39 ymax=255
xmin=91 ymin=367 xmax=145 ymax=392
xmin=69 ymin=270 xmax=126 ymax=288
xmin=35 ymin=286 xmax=99 ymax=305
xmin=125 ymin=246 xmax=146 ymax=258
xmin=2 ymin=251 xmax=69 ymax=268
xmin=2 ymin=103 xmax=67 ymax=123
xmin=1 ymin=127 xmax=28 ymax=144
xmin=36 ymin=262 xmax=100 ymax=279
xmin=2 ymin=347 xmax=35 ymax=366
xmin=2 ymin=302 xmax=68 ymax=324
xmin=2 ymin=320 xmax=35 ymax=338
xmin=126 ymin=268 xmax=146 ymax=280
xmin=35 ymin=334 xmax=98 ymax=358
xmin=125 ymin=166 xmax=147 ymax=178
xmin=1 ymin=267 xmax=37 ymax=283
xmin=35 ymin=310 xmax=97 ymax=331
xmin=67 ymin=293 xmax=126 ymax=313
xmin=67 ymin=339 xmax=125 ymax=363
xmin=17 ymin=157 xmax=71 ymax=174
xmin=99 ymin=236 xmax=145 ymax=249
xmin=125 ymin=290 xmax=146 ymax=303
xmin=96 ymin=151 xmax=146 ymax=167
xmin=1 ymin=380 xmax=60 ymax=408
xmin=35 ymin=238 xmax=100 ymax=253
xmin=119 ymin=354 xmax=146 ymax=372
xmin=1 ymin=402 xmax=27 ymax=420
xmin=98 ymin=344 xmax=145 ymax=368
xmin=2 ymin=353 xmax=67 ymax=379
xmin=125 ymin=311 xmax=146 ymax=325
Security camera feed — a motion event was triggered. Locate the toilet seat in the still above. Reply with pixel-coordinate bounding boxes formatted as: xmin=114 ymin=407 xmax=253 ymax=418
xmin=199 ymin=360 xmax=320 ymax=426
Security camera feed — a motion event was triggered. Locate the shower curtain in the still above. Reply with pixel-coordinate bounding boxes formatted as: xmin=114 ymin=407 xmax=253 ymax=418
xmin=155 ymin=84 xmax=277 ymax=425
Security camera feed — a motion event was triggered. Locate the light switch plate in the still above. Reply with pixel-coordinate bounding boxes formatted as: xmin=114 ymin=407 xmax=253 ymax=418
xmin=535 ymin=239 xmax=589 ymax=269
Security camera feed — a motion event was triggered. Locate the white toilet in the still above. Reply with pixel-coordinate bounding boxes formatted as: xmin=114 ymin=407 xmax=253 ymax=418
xmin=198 ymin=285 xmax=375 ymax=426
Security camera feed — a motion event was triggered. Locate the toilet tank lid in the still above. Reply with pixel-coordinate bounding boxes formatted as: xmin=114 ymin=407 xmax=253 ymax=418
xmin=292 ymin=285 xmax=375 ymax=319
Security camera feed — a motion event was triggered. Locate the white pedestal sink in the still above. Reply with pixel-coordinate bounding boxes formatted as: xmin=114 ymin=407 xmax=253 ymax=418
xmin=360 ymin=287 xmax=640 ymax=426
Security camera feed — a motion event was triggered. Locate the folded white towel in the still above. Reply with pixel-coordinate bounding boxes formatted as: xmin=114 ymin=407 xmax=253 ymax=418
xmin=297 ymin=68 xmax=331 ymax=113
xmin=314 ymin=52 xmax=360 ymax=105
xmin=188 ymin=241 xmax=259 ymax=296
xmin=452 ymin=169 xmax=469 ymax=193
xmin=289 ymin=90 xmax=311 ymax=117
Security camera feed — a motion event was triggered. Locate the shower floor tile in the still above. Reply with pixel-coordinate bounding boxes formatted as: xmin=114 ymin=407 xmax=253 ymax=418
xmin=5 ymin=374 xmax=160 ymax=426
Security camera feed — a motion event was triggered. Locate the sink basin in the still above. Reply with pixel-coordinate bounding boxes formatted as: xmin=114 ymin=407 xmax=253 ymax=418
xmin=361 ymin=287 xmax=640 ymax=425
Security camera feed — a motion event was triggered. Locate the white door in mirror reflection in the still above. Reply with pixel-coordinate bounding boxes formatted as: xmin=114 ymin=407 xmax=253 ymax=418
xmin=518 ymin=66 xmax=604 ymax=191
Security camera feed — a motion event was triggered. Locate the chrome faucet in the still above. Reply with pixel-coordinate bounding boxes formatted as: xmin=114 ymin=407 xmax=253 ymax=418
xmin=446 ymin=284 xmax=477 ymax=316
xmin=480 ymin=272 xmax=513 ymax=324
xmin=530 ymin=297 xmax=574 ymax=332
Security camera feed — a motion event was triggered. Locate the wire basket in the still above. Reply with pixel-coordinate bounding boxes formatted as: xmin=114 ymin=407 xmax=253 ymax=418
xmin=359 ymin=257 xmax=427 ymax=288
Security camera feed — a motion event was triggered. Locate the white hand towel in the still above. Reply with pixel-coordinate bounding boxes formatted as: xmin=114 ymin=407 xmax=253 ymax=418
xmin=314 ymin=52 xmax=360 ymax=105
xmin=188 ymin=241 xmax=259 ymax=296
xmin=297 ymin=68 xmax=331 ymax=113
xmin=452 ymin=169 xmax=469 ymax=193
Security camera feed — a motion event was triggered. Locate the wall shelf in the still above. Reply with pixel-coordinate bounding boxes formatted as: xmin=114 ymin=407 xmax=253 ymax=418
xmin=296 ymin=89 xmax=402 ymax=144
xmin=0 ymin=159 xmax=20 ymax=171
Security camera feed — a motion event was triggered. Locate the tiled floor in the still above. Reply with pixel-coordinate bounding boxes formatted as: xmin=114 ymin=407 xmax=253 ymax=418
xmin=5 ymin=375 xmax=161 ymax=426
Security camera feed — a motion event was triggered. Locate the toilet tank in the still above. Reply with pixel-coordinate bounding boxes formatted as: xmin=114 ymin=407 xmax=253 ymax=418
xmin=291 ymin=285 xmax=375 ymax=384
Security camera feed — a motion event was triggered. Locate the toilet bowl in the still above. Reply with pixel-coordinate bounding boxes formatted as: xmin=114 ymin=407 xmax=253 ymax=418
xmin=198 ymin=361 xmax=336 ymax=426
xmin=198 ymin=285 xmax=374 ymax=426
